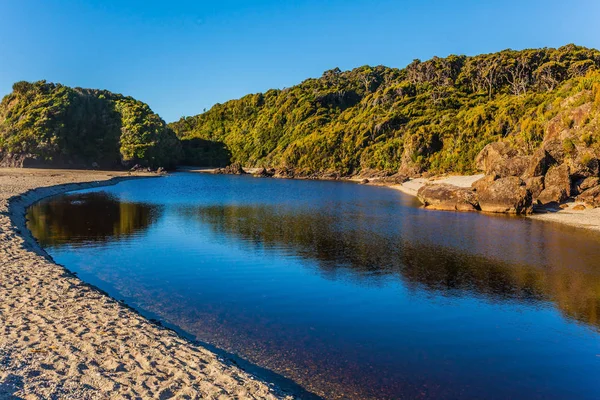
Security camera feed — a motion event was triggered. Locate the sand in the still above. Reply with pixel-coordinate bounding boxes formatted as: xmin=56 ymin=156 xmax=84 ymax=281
xmin=0 ymin=168 xmax=292 ymax=400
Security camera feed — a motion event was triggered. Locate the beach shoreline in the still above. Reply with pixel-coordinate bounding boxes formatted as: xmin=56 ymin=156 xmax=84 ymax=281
xmin=0 ymin=168 xmax=296 ymax=399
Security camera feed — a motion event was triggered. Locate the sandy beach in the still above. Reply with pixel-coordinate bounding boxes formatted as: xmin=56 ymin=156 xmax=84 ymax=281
xmin=0 ymin=168 xmax=291 ymax=399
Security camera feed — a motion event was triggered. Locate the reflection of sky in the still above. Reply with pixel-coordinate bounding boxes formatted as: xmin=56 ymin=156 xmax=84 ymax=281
xmin=35 ymin=173 xmax=600 ymax=400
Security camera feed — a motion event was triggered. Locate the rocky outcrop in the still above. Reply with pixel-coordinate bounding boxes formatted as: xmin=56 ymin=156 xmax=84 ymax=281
xmin=253 ymin=167 xmax=275 ymax=177
xmin=417 ymin=184 xmax=479 ymax=212
xmin=215 ymin=163 xmax=246 ymax=175
xmin=475 ymin=142 xmax=530 ymax=177
xmin=476 ymin=176 xmax=533 ymax=214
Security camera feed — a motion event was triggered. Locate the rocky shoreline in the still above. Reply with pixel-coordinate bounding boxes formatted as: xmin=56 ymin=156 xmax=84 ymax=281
xmin=0 ymin=168 xmax=293 ymax=399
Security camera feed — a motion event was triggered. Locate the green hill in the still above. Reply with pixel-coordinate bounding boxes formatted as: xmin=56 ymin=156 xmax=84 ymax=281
xmin=0 ymin=81 xmax=181 ymax=169
xmin=170 ymin=44 xmax=600 ymax=177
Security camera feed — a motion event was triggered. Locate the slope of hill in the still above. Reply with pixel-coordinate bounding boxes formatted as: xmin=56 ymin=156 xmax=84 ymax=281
xmin=170 ymin=44 xmax=600 ymax=177
xmin=0 ymin=81 xmax=182 ymax=169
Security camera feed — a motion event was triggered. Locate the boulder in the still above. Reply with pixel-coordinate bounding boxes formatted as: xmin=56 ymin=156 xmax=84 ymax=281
xmin=253 ymin=167 xmax=274 ymax=177
xmin=475 ymin=142 xmax=523 ymax=177
xmin=471 ymin=174 xmax=497 ymax=192
xmin=577 ymin=186 xmax=600 ymax=208
xmin=215 ymin=163 xmax=246 ymax=175
xmin=524 ymin=176 xmax=545 ymax=200
xmin=477 ymin=176 xmax=533 ymax=214
xmin=575 ymin=176 xmax=600 ymax=193
xmin=417 ymin=184 xmax=480 ymax=212
xmin=537 ymin=164 xmax=571 ymax=204
xmin=524 ymin=148 xmax=554 ymax=178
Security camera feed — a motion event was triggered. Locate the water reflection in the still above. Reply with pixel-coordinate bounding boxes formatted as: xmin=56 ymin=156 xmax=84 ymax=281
xmin=27 ymin=192 xmax=161 ymax=248
xmin=27 ymin=175 xmax=600 ymax=400
xmin=181 ymin=204 xmax=600 ymax=330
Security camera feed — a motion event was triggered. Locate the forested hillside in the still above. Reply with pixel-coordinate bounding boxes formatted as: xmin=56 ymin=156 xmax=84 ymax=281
xmin=0 ymin=81 xmax=181 ymax=169
xmin=170 ymin=44 xmax=600 ymax=176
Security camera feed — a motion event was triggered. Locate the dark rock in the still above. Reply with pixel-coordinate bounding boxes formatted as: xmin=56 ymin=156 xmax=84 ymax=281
xmin=577 ymin=186 xmax=600 ymax=208
xmin=477 ymin=176 xmax=533 ymax=214
xmin=417 ymin=184 xmax=480 ymax=212
xmin=360 ymin=179 xmax=369 ymax=184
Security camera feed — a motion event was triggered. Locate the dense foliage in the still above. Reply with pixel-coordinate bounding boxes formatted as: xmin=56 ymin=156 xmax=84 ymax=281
xmin=0 ymin=81 xmax=181 ymax=168
xmin=171 ymin=44 xmax=600 ymax=176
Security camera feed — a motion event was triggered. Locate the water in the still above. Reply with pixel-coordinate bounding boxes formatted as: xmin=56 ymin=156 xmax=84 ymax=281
xmin=27 ymin=173 xmax=600 ymax=399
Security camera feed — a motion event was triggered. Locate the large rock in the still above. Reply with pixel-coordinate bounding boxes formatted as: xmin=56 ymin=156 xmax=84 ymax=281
xmin=215 ymin=163 xmax=247 ymax=175
xmin=524 ymin=176 xmax=545 ymax=201
xmin=537 ymin=164 xmax=571 ymax=204
xmin=475 ymin=142 xmax=530 ymax=177
xmin=471 ymin=174 xmax=497 ymax=192
xmin=524 ymin=148 xmax=554 ymax=178
xmin=477 ymin=176 xmax=533 ymax=214
xmin=575 ymin=176 xmax=600 ymax=193
xmin=417 ymin=184 xmax=480 ymax=212
xmin=577 ymin=186 xmax=600 ymax=208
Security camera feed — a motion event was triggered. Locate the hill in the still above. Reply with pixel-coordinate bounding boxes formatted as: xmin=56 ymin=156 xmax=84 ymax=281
xmin=170 ymin=44 xmax=600 ymax=177
xmin=0 ymin=81 xmax=181 ymax=169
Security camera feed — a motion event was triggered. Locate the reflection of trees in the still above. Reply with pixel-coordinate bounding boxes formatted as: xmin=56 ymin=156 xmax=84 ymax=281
xmin=181 ymin=204 xmax=600 ymax=330
xmin=27 ymin=192 xmax=161 ymax=247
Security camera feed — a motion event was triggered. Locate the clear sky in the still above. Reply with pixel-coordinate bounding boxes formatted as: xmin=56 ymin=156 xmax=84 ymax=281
xmin=1 ymin=0 xmax=599 ymax=122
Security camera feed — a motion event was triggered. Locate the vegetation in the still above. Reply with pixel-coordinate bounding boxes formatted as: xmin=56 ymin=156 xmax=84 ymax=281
xmin=171 ymin=44 xmax=600 ymax=176
xmin=0 ymin=81 xmax=181 ymax=168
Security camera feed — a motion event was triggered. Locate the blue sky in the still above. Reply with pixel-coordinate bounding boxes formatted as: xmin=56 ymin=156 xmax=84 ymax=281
xmin=1 ymin=0 xmax=599 ymax=122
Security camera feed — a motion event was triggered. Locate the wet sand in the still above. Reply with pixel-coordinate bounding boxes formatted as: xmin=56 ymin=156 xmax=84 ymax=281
xmin=0 ymin=168 xmax=291 ymax=399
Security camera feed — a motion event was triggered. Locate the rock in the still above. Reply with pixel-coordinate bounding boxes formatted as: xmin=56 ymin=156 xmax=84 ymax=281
xmin=475 ymin=142 xmax=531 ymax=177
xmin=575 ymin=176 xmax=600 ymax=193
xmin=360 ymin=179 xmax=369 ymax=184
xmin=577 ymin=186 xmax=600 ymax=208
xmin=215 ymin=163 xmax=246 ymax=175
xmin=253 ymin=167 xmax=274 ymax=177
xmin=559 ymin=203 xmax=569 ymax=209
xmin=524 ymin=176 xmax=545 ymax=201
xmin=572 ymin=204 xmax=586 ymax=211
xmin=477 ymin=176 xmax=533 ymax=214
xmin=417 ymin=184 xmax=480 ymax=212
xmin=571 ymin=153 xmax=600 ymax=179
xmin=524 ymin=148 xmax=554 ymax=178
xmin=130 ymin=164 xmax=144 ymax=172
xmin=379 ymin=174 xmax=410 ymax=184
xmin=471 ymin=174 xmax=497 ymax=192
xmin=274 ymin=168 xmax=295 ymax=179
xmin=537 ymin=164 xmax=571 ymax=204
xmin=156 ymin=167 xmax=166 ymax=174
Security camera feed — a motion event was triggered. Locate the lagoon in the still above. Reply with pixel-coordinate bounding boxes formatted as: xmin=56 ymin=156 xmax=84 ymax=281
xmin=27 ymin=172 xmax=600 ymax=399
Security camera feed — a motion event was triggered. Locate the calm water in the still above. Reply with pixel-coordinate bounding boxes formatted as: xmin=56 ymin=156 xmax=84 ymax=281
xmin=27 ymin=173 xmax=600 ymax=399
